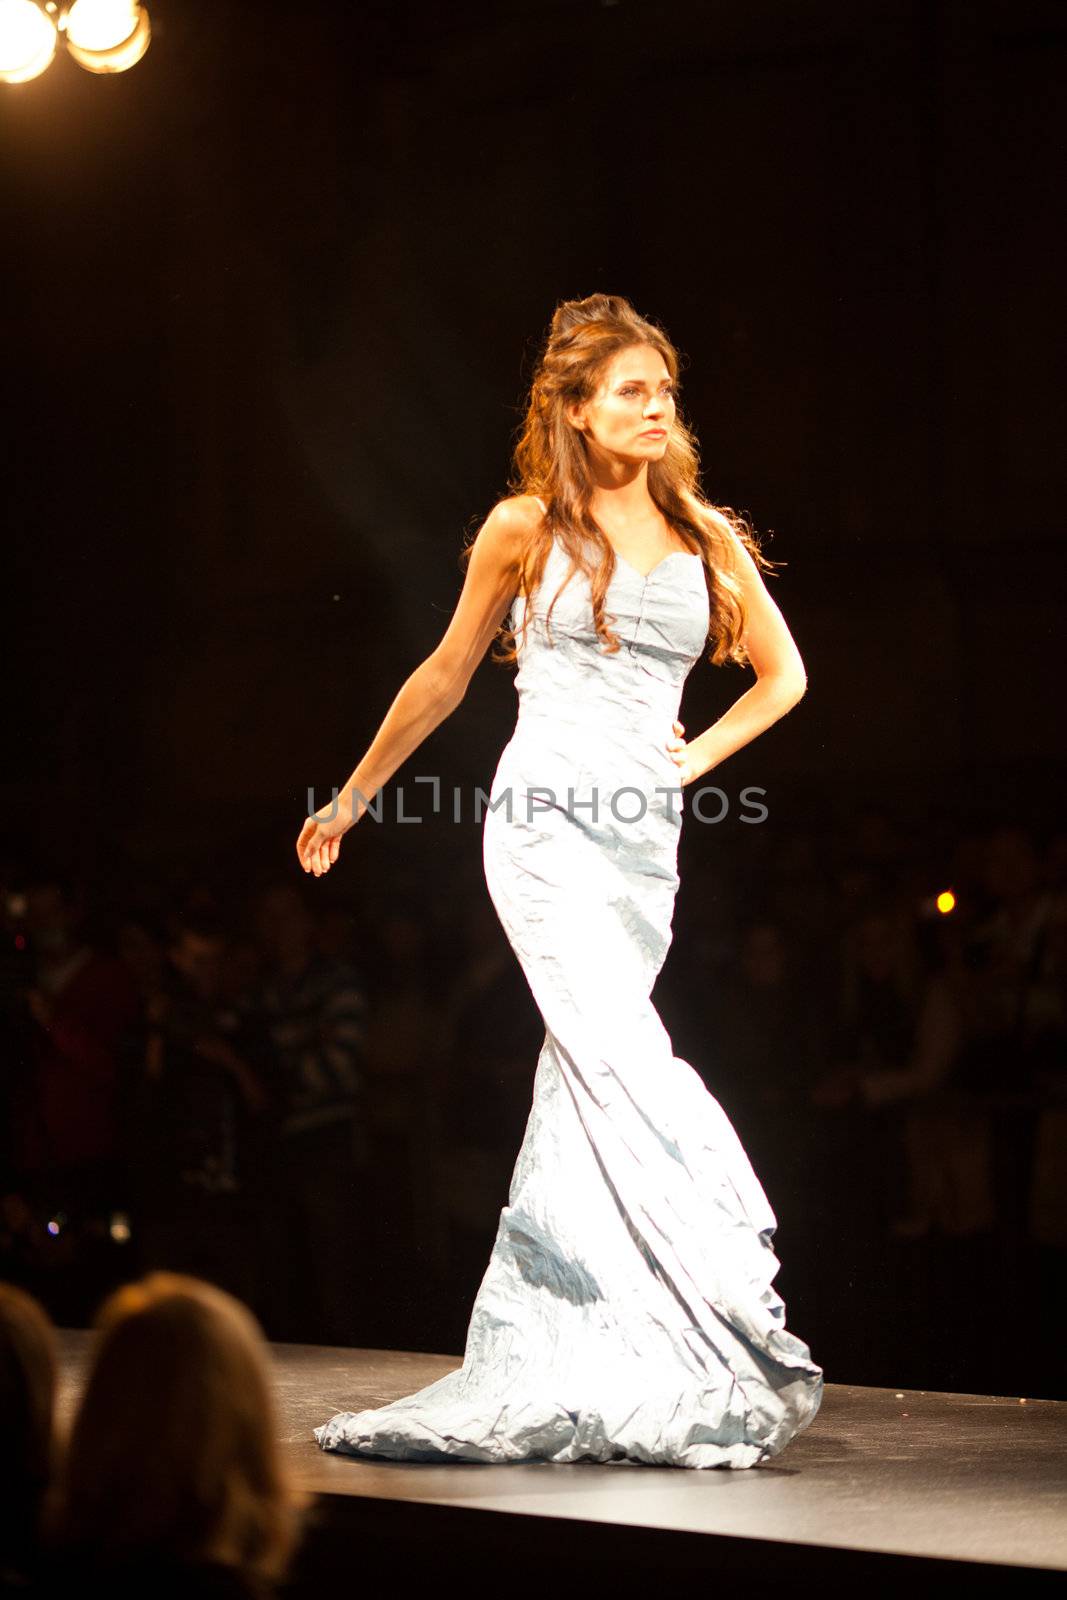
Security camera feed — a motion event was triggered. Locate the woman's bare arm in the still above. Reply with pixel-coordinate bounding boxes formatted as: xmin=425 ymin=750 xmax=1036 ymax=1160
xmin=297 ymin=497 xmax=531 ymax=875
xmin=682 ymin=530 xmax=808 ymax=783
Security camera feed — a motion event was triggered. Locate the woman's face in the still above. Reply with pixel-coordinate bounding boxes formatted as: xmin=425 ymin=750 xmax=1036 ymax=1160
xmin=567 ymin=343 xmax=676 ymax=465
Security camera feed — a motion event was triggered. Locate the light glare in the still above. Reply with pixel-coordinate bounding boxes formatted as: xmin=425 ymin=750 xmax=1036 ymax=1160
xmin=64 ymin=0 xmax=148 ymax=72
xmin=0 ymin=0 xmax=58 ymax=83
xmin=65 ymin=0 xmax=137 ymax=51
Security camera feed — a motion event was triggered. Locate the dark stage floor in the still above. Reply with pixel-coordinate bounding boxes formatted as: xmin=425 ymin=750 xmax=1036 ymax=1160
xmin=56 ymin=1330 xmax=1066 ymax=1591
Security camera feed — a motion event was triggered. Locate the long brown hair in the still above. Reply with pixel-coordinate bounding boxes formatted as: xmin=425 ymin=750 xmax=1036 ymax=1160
xmin=470 ymin=292 xmax=777 ymax=668
xmin=54 ymin=1273 xmax=301 ymax=1582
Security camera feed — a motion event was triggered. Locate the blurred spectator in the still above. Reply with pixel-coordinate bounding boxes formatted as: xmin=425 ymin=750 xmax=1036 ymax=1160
xmin=115 ymin=910 xmax=168 ymax=1008
xmin=46 ymin=1272 xmax=301 ymax=1598
xmin=713 ymin=914 xmax=825 ymax=1118
xmin=348 ymin=902 xmax=441 ymax=1348
xmin=125 ymin=910 xmax=268 ymax=1311
xmin=761 ymin=829 xmax=836 ymax=986
xmin=5 ymin=875 xmax=141 ymax=1317
xmin=862 ymin=970 xmax=985 ymax=1238
xmin=704 ymin=913 xmax=827 ymax=1285
xmin=941 ymin=824 xmax=1067 ymax=1236
xmin=1028 ymin=838 xmax=1067 ymax=1248
xmin=0 ymin=1283 xmax=57 ymax=1593
xmin=815 ymin=899 xmax=926 ymax=1109
xmin=315 ymin=901 xmax=364 ymax=966
xmin=948 ymin=825 xmax=1065 ymax=1101
xmin=253 ymin=883 xmax=367 ymax=1344
xmin=362 ymin=905 xmax=439 ymax=1142
xmin=813 ymin=826 xmax=1067 ymax=1241
xmin=13 ymin=875 xmax=141 ymax=1193
xmin=811 ymin=890 xmax=981 ymax=1237
xmin=806 ymin=897 xmax=928 ymax=1242
xmin=0 ymin=874 xmax=35 ymax=1186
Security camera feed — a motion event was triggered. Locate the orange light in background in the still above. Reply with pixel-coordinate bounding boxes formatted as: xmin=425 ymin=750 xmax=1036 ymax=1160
xmin=109 ymin=1210 xmax=132 ymax=1243
xmin=64 ymin=0 xmax=150 ymax=74
xmin=936 ymin=889 xmax=956 ymax=915
xmin=0 ymin=0 xmax=149 ymax=82
xmin=0 ymin=0 xmax=57 ymax=83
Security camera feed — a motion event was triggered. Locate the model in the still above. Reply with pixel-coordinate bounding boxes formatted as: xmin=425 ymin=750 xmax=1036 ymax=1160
xmin=296 ymin=292 xmax=824 ymax=1468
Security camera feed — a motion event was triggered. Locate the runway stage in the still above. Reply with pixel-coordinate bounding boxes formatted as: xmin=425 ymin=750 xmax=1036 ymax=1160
xmin=57 ymin=1331 xmax=1065 ymax=1594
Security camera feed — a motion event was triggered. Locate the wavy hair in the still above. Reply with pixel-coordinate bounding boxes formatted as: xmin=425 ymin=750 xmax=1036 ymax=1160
xmin=53 ymin=1273 xmax=302 ymax=1583
xmin=468 ymin=292 xmax=778 ymax=668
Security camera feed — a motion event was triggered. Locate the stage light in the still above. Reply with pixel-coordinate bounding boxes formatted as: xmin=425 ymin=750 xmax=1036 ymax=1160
xmin=0 ymin=0 xmax=57 ymax=83
xmin=64 ymin=0 xmax=150 ymax=74
xmin=936 ymin=889 xmax=956 ymax=915
xmin=0 ymin=0 xmax=150 ymax=82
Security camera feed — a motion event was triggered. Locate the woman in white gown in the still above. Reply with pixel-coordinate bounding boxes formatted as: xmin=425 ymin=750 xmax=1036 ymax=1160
xmin=296 ymin=293 xmax=824 ymax=1468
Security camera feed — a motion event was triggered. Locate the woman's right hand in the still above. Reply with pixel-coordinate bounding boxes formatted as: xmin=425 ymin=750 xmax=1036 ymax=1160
xmin=296 ymin=791 xmax=359 ymax=877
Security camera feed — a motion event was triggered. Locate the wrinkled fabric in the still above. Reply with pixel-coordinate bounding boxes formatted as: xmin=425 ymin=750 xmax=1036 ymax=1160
xmin=315 ymin=523 xmax=824 ymax=1468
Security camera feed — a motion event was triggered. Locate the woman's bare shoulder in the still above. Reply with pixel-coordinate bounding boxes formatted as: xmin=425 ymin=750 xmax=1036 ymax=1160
xmin=486 ymin=493 xmax=546 ymax=534
xmin=473 ymin=493 xmax=545 ymax=567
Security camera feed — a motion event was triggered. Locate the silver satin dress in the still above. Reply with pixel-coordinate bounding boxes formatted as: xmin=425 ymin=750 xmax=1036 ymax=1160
xmin=315 ymin=505 xmax=824 ymax=1468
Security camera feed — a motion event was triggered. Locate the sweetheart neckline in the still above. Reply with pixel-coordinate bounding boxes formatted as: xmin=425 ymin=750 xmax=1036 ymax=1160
xmin=549 ymin=534 xmax=701 ymax=586
xmin=610 ymin=546 xmax=703 ymax=583
xmin=532 ymin=496 xmax=702 ymax=584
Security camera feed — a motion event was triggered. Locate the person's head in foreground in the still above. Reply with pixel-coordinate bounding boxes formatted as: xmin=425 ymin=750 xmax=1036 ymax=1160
xmin=53 ymin=1273 xmax=301 ymax=1593
xmin=0 ymin=1281 xmax=58 ymax=1585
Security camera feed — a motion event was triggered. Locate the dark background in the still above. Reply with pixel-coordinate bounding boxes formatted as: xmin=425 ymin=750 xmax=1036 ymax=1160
xmin=1 ymin=0 xmax=1064 ymax=1397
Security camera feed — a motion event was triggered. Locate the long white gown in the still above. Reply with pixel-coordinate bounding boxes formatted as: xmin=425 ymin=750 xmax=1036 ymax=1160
xmin=315 ymin=500 xmax=824 ymax=1468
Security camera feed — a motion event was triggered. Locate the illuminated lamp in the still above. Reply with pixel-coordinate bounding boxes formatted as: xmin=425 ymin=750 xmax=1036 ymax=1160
xmin=63 ymin=0 xmax=150 ymax=73
xmin=0 ymin=0 xmax=58 ymax=83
